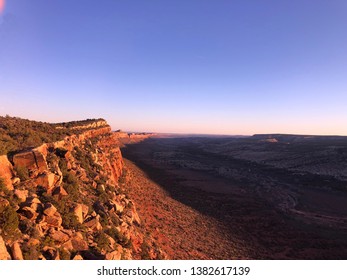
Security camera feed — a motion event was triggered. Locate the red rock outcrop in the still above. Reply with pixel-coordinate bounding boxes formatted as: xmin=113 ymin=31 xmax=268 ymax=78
xmin=0 ymin=155 xmax=14 ymax=190
xmin=0 ymin=119 xmax=159 ymax=260
xmin=13 ymin=150 xmax=48 ymax=175
xmin=0 ymin=236 xmax=11 ymax=260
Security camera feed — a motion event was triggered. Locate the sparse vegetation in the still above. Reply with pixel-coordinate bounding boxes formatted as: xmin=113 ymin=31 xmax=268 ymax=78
xmin=63 ymin=172 xmax=80 ymax=201
xmin=0 ymin=115 xmax=107 ymax=155
xmin=62 ymin=212 xmax=83 ymax=230
xmin=15 ymin=165 xmax=29 ymax=181
xmin=0 ymin=205 xmax=19 ymax=236
xmin=140 ymin=239 xmax=151 ymax=260
xmin=105 ymin=227 xmax=131 ymax=248
xmin=58 ymin=248 xmax=71 ymax=260
xmin=95 ymin=231 xmax=110 ymax=252
xmin=0 ymin=177 xmax=8 ymax=194
xmin=22 ymin=244 xmax=41 ymax=260
xmin=0 ymin=115 xmax=157 ymax=260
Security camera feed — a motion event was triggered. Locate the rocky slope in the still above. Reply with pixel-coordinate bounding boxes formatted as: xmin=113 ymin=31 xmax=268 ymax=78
xmin=0 ymin=118 xmax=161 ymax=260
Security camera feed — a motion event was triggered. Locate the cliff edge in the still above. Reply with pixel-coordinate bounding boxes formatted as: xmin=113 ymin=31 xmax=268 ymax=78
xmin=0 ymin=117 xmax=162 ymax=260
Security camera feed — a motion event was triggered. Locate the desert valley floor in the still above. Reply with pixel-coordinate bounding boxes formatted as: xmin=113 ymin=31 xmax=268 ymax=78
xmin=122 ymin=135 xmax=347 ymax=259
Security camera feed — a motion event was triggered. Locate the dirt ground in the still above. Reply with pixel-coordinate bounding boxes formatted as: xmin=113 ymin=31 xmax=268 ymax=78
xmin=122 ymin=137 xmax=347 ymax=259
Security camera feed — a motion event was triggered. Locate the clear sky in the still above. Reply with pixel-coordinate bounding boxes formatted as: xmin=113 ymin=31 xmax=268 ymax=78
xmin=0 ymin=0 xmax=346 ymax=135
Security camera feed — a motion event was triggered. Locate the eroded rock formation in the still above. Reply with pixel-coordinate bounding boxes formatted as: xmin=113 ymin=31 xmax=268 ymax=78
xmin=0 ymin=119 xmax=160 ymax=260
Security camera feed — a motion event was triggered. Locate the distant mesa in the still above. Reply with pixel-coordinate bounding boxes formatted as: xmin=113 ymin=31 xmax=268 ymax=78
xmin=252 ymin=133 xmax=347 ymax=143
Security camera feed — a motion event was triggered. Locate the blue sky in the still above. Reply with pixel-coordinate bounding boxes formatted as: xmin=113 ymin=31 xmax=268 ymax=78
xmin=0 ymin=0 xmax=346 ymax=135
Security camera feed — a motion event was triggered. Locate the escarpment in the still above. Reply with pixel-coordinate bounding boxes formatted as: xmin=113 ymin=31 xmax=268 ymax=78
xmin=0 ymin=117 xmax=161 ymax=260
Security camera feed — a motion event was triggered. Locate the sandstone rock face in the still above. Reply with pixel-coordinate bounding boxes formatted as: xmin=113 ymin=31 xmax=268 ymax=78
xmin=113 ymin=201 xmax=124 ymax=214
xmin=50 ymin=231 xmax=70 ymax=243
xmin=45 ymin=212 xmax=62 ymax=228
xmin=35 ymin=172 xmax=56 ymax=193
xmin=0 ymin=155 xmax=14 ymax=190
xmin=13 ymin=150 xmax=48 ymax=175
xmin=12 ymin=177 xmax=20 ymax=185
xmin=72 ymin=254 xmax=84 ymax=260
xmin=11 ymin=242 xmax=24 ymax=260
xmin=74 ymin=204 xmax=84 ymax=224
xmin=0 ymin=119 xmax=157 ymax=260
xmin=43 ymin=203 xmax=57 ymax=216
xmin=70 ymin=235 xmax=88 ymax=251
xmin=52 ymin=186 xmax=68 ymax=198
xmin=96 ymin=140 xmax=124 ymax=184
xmin=55 ymin=120 xmax=108 ymax=131
xmin=0 ymin=236 xmax=11 ymax=260
xmin=84 ymin=215 xmax=102 ymax=231
xmin=14 ymin=189 xmax=28 ymax=202
xmin=34 ymin=144 xmax=49 ymax=158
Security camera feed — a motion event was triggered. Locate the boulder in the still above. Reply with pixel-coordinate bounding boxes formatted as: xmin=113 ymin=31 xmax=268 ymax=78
xmin=84 ymin=215 xmax=102 ymax=231
xmin=81 ymin=204 xmax=89 ymax=219
xmin=35 ymin=172 xmax=56 ymax=194
xmin=113 ymin=201 xmax=124 ymax=213
xmin=125 ymin=205 xmax=141 ymax=226
xmin=19 ymin=206 xmax=37 ymax=220
xmin=12 ymin=177 xmax=20 ymax=185
xmin=22 ymin=197 xmax=43 ymax=213
xmin=42 ymin=246 xmax=59 ymax=260
xmin=43 ymin=203 xmax=57 ymax=216
xmin=105 ymin=245 xmax=123 ymax=260
xmin=52 ymin=186 xmax=68 ymax=199
xmin=132 ymin=209 xmax=141 ymax=226
xmin=13 ymin=150 xmax=48 ymax=174
xmin=45 ymin=211 xmax=62 ymax=228
xmin=0 ymin=235 xmax=11 ymax=260
xmin=33 ymin=224 xmax=44 ymax=237
xmin=0 ymin=155 xmax=14 ymax=190
xmin=11 ymin=242 xmax=24 ymax=260
xmin=50 ymin=231 xmax=70 ymax=243
xmin=34 ymin=144 xmax=48 ymax=158
xmin=72 ymin=254 xmax=84 ymax=260
xmin=62 ymin=233 xmax=88 ymax=252
xmin=14 ymin=189 xmax=28 ymax=203
xmin=27 ymin=238 xmax=40 ymax=247
xmin=73 ymin=204 xmax=84 ymax=224
xmin=71 ymin=235 xmax=88 ymax=251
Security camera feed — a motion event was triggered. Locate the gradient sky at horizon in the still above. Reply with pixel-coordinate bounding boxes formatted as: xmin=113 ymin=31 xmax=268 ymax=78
xmin=0 ymin=0 xmax=347 ymax=135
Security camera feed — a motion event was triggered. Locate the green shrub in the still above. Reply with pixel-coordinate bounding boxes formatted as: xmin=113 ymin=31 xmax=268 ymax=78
xmin=22 ymin=243 xmax=40 ymax=260
xmin=63 ymin=172 xmax=80 ymax=201
xmin=15 ymin=165 xmax=29 ymax=181
xmin=62 ymin=212 xmax=83 ymax=231
xmin=104 ymin=227 xmax=131 ymax=248
xmin=58 ymin=158 xmax=68 ymax=176
xmin=0 ymin=177 xmax=5 ymax=189
xmin=18 ymin=219 xmax=40 ymax=238
xmin=0 ymin=206 xmax=19 ymax=236
xmin=109 ymin=213 xmax=120 ymax=227
xmin=0 ymin=177 xmax=9 ymax=195
xmin=40 ymin=236 xmax=54 ymax=249
xmin=0 ymin=115 xmax=105 ymax=155
xmin=95 ymin=231 xmax=110 ymax=252
xmin=59 ymin=249 xmax=71 ymax=260
xmin=141 ymin=240 xmax=151 ymax=260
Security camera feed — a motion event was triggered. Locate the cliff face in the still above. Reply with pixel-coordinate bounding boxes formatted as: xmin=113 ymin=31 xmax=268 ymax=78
xmin=0 ymin=119 xmax=161 ymax=260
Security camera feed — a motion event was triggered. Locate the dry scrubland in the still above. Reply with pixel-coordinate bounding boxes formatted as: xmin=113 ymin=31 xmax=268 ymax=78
xmin=1 ymin=116 xmax=347 ymax=259
xmin=0 ymin=116 xmax=159 ymax=260
xmin=122 ymin=135 xmax=347 ymax=259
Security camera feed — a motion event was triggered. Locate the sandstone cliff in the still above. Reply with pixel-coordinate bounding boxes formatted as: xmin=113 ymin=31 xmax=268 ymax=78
xmin=0 ymin=118 xmax=161 ymax=260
